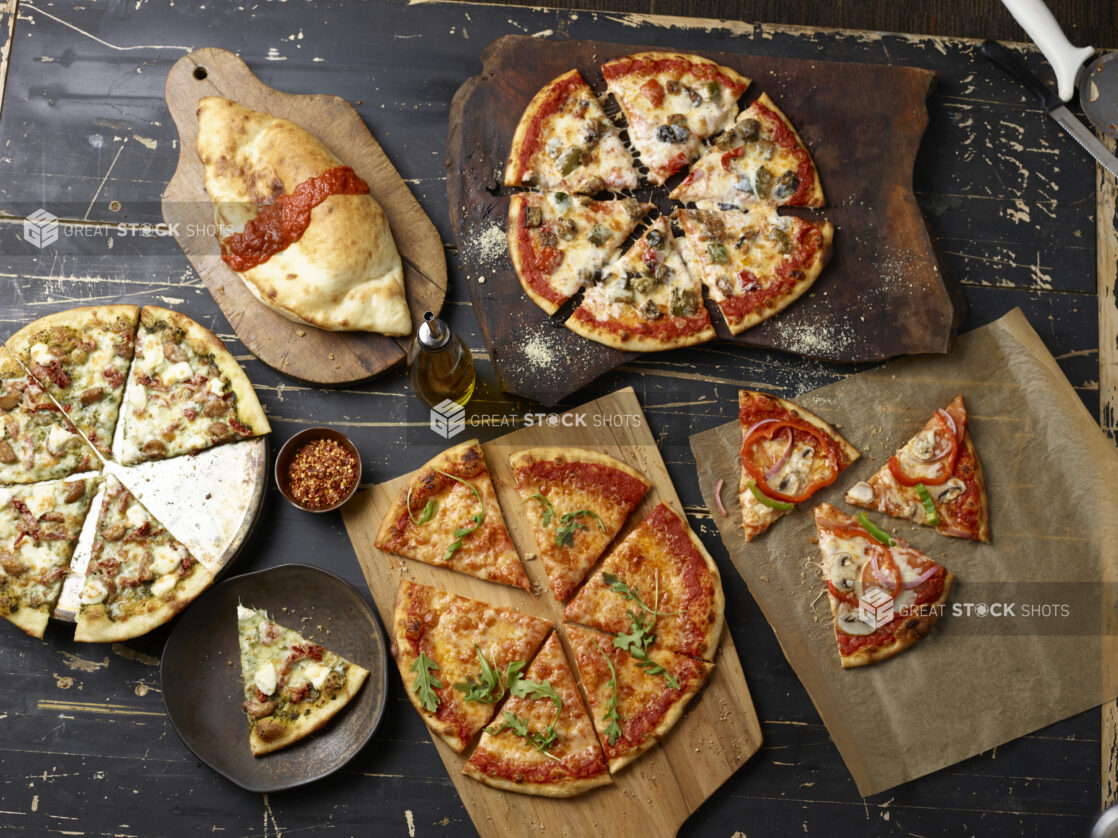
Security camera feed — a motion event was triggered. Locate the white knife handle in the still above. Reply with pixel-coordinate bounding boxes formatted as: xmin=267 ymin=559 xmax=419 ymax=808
xmin=1000 ymin=0 xmax=1094 ymax=100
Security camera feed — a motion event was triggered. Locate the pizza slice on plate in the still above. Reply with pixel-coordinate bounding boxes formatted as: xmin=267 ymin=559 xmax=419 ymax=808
xmin=376 ymin=439 xmax=530 ymax=590
xmin=736 ymin=389 xmax=858 ymax=541
xmin=564 ymin=502 xmax=724 ymax=661
xmin=814 ymin=503 xmax=954 ymax=668
xmin=0 ymin=477 xmax=100 ymax=638
xmin=844 ymin=395 xmax=990 ymax=542
xmin=0 ymin=347 xmax=100 ymax=485
xmin=565 ymin=216 xmax=716 ymax=351
xmin=505 ymin=69 xmax=639 ymax=194
xmin=564 ymin=624 xmax=713 ymax=773
xmin=237 ymin=604 xmax=369 ymax=756
xmin=675 ymin=206 xmax=832 ymax=335
xmin=7 ymin=305 xmax=138 ymax=458
xmin=390 ymin=581 xmax=551 ymax=753
xmin=670 ymin=93 xmax=824 ymax=211
xmin=116 ymin=306 xmax=271 ymax=465
xmin=463 ymin=633 xmax=611 ymax=797
xmin=601 ymin=52 xmax=750 ymax=185
xmin=509 ymin=447 xmax=650 ymax=601
xmin=507 ymin=192 xmax=651 ymax=316
xmin=75 ymin=474 xmax=212 ymax=642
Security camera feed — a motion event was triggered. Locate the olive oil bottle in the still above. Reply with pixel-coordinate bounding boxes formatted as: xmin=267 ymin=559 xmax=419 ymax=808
xmin=409 ymin=311 xmax=476 ymax=408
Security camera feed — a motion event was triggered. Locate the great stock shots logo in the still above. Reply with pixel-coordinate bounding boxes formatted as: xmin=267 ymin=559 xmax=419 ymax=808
xmin=858 ymin=587 xmax=895 ymax=630
xmin=23 ymin=209 xmax=59 ymax=249
xmin=430 ymin=399 xmax=467 ymax=440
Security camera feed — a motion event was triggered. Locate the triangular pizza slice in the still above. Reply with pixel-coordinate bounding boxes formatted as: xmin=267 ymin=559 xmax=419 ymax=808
xmin=564 ymin=502 xmax=723 ymax=661
xmin=814 ymin=503 xmax=954 ymax=668
xmin=670 ymin=93 xmax=824 ymax=211
xmin=736 ymin=389 xmax=858 ymax=541
xmin=601 ymin=52 xmax=750 ymax=185
xmin=843 ymin=395 xmax=990 ymax=542
xmin=505 ymin=69 xmax=639 ymax=194
xmin=375 ymin=440 xmax=530 ymax=590
xmin=463 ymin=633 xmax=611 ymax=797
xmin=564 ymin=624 xmax=713 ymax=773
xmin=390 ymin=581 xmax=551 ymax=753
xmin=8 ymin=304 xmax=139 ymax=457
xmin=675 ymin=206 xmax=833 ymax=335
xmin=237 ymin=604 xmax=369 ymax=756
xmin=509 ymin=447 xmax=650 ymax=602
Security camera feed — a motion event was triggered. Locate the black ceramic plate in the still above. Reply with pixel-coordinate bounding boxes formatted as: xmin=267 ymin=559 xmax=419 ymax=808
xmin=161 ymin=564 xmax=388 ymax=792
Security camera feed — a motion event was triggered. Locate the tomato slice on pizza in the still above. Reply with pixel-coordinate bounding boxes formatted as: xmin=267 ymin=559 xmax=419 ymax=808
xmin=565 ymin=216 xmax=716 ymax=352
xmin=675 ymin=206 xmax=833 ymax=335
xmin=602 ymin=52 xmax=750 ymax=185
xmin=814 ymin=503 xmax=954 ymax=668
xmin=505 ymin=69 xmax=639 ymax=194
xmin=736 ymin=389 xmax=858 ymax=541
xmin=670 ymin=93 xmax=823 ymax=211
xmin=508 ymin=193 xmax=651 ymax=316
xmin=844 ymin=395 xmax=990 ymax=542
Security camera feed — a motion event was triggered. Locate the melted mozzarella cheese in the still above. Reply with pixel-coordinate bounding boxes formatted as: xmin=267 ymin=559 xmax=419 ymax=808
xmin=80 ymin=576 xmax=109 ymax=605
xmin=47 ymin=425 xmax=78 ymax=455
xmin=163 ymin=361 xmax=194 ymax=386
xmin=150 ymin=544 xmax=181 ymax=576
xmin=29 ymin=342 xmax=53 ymax=367
xmin=124 ymin=502 xmax=148 ymax=530
xmin=254 ymin=660 xmax=278 ymax=696
xmin=150 ymin=573 xmax=176 ymax=597
xmin=128 ymin=384 xmax=147 ymax=413
xmin=237 ymin=604 xmax=254 ymax=621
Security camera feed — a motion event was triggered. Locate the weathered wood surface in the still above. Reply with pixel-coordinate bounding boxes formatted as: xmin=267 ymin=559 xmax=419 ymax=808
xmin=0 ymin=1 xmax=1109 ymax=836
xmin=449 ymin=34 xmax=960 ymax=404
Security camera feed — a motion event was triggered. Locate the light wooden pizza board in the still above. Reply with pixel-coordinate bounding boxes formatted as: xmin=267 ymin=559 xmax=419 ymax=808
xmin=341 ymin=386 xmax=762 ymax=838
xmin=162 ymin=47 xmax=447 ymax=386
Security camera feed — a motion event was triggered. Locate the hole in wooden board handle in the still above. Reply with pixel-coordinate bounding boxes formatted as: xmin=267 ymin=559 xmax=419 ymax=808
xmin=193 ymin=66 xmax=208 ymax=80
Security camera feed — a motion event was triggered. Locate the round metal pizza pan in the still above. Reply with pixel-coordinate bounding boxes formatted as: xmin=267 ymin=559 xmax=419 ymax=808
xmin=160 ymin=564 xmax=389 ymax=793
xmin=52 ymin=436 xmax=268 ymax=623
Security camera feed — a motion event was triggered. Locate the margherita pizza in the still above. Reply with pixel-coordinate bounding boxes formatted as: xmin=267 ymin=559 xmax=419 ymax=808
xmin=814 ymin=503 xmax=954 ymax=668
xmin=509 ymin=447 xmax=650 ymax=601
xmin=737 ymin=389 xmax=858 ymax=541
xmin=375 ymin=440 xmax=530 ymax=590
xmin=844 ymin=395 xmax=990 ymax=542
xmin=237 ymin=604 xmax=369 ymax=756
xmin=390 ymin=580 xmax=551 ymax=753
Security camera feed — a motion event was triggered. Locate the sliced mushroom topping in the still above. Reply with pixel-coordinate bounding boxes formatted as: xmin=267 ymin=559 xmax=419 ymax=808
xmin=932 ymin=478 xmax=966 ymax=503
xmin=0 ymin=391 xmax=20 ymax=411
xmin=835 ymin=602 xmax=876 ymax=636
xmin=909 ymin=429 xmax=937 ymax=461
xmin=523 ymin=206 xmax=543 ymax=228
xmin=829 ymin=552 xmax=857 ymax=592
xmin=776 ymin=471 xmax=800 ymax=496
xmin=905 ymin=501 xmax=925 ymax=523
xmin=641 ymin=299 xmax=662 ymax=321
xmin=846 ymin=481 xmax=875 ymax=505
xmin=0 ymin=440 xmax=15 ymax=465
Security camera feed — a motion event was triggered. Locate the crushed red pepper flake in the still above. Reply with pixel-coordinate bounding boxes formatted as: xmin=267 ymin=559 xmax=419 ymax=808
xmin=287 ymin=438 xmax=358 ymax=510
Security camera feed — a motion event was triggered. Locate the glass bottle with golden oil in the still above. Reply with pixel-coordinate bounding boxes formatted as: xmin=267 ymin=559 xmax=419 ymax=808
xmin=409 ymin=311 xmax=476 ymax=408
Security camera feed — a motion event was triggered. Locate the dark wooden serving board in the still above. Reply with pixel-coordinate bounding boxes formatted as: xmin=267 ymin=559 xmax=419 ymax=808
xmin=447 ymin=35 xmax=961 ymax=404
xmin=163 ymin=47 xmax=447 ymax=385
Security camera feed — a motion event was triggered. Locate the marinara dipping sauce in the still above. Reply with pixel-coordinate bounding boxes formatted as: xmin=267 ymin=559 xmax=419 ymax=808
xmin=286 ymin=438 xmax=359 ymax=510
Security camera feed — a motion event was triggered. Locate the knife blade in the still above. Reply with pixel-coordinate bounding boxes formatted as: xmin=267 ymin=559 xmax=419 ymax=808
xmin=980 ymin=40 xmax=1118 ymax=179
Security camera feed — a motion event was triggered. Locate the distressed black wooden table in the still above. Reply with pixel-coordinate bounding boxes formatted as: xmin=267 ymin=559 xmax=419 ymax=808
xmin=0 ymin=1 xmax=1111 ymax=836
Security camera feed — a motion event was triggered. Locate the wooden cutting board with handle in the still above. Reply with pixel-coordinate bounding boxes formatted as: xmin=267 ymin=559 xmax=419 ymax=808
xmin=163 ymin=47 xmax=447 ymax=385
xmin=447 ymin=35 xmax=961 ymax=405
xmin=341 ymin=386 xmax=762 ymax=838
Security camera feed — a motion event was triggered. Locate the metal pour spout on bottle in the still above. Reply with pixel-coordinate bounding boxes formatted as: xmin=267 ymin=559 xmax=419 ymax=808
xmin=409 ymin=311 xmax=476 ymax=409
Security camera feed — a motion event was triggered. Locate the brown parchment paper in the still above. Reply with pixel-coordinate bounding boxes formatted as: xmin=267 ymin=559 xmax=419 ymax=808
xmin=690 ymin=308 xmax=1118 ymax=797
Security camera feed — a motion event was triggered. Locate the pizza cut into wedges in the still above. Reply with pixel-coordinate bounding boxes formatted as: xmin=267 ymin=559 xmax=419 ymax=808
xmin=116 ymin=306 xmax=271 ymax=465
xmin=505 ymin=69 xmax=640 ymax=194
xmin=675 ymin=206 xmax=832 ymax=335
xmin=507 ymin=192 xmax=651 ymax=316
xmin=376 ymin=440 xmax=530 ymax=589
xmin=463 ymin=632 xmax=611 ymax=797
xmin=564 ymin=624 xmax=713 ymax=773
xmin=7 ymin=305 xmax=138 ymax=458
xmin=509 ymin=447 xmax=650 ymax=601
xmin=602 ymin=52 xmax=750 ymax=185
xmin=237 ymin=604 xmax=369 ymax=756
xmin=566 ymin=216 xmax=716 ymax=351
xmin=814 ymin=503 xmax=954 ymax=668
xmin=737 ymin=389 xmax=858 ymax=541
xmin=0 ymin=477 xmax=100 ymax=638
xmin=670 ymin=93 xmax=824 ymax=211
xmin=564 ymin=502 xmax=724 ymax=661
xmin=390 ymin=580 xmax=551 ymax=753
xmin=844 ymin=395 xmax=990 ymax=542
xmin=74 ymin=474 xmax=212 ymax=642
xmin=0 ymin=347 xmax=100 ymax=485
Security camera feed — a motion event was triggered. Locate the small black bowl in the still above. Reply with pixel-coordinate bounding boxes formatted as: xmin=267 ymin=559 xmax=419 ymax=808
xmin=273 ymin=427 xmax=362 ymax=513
